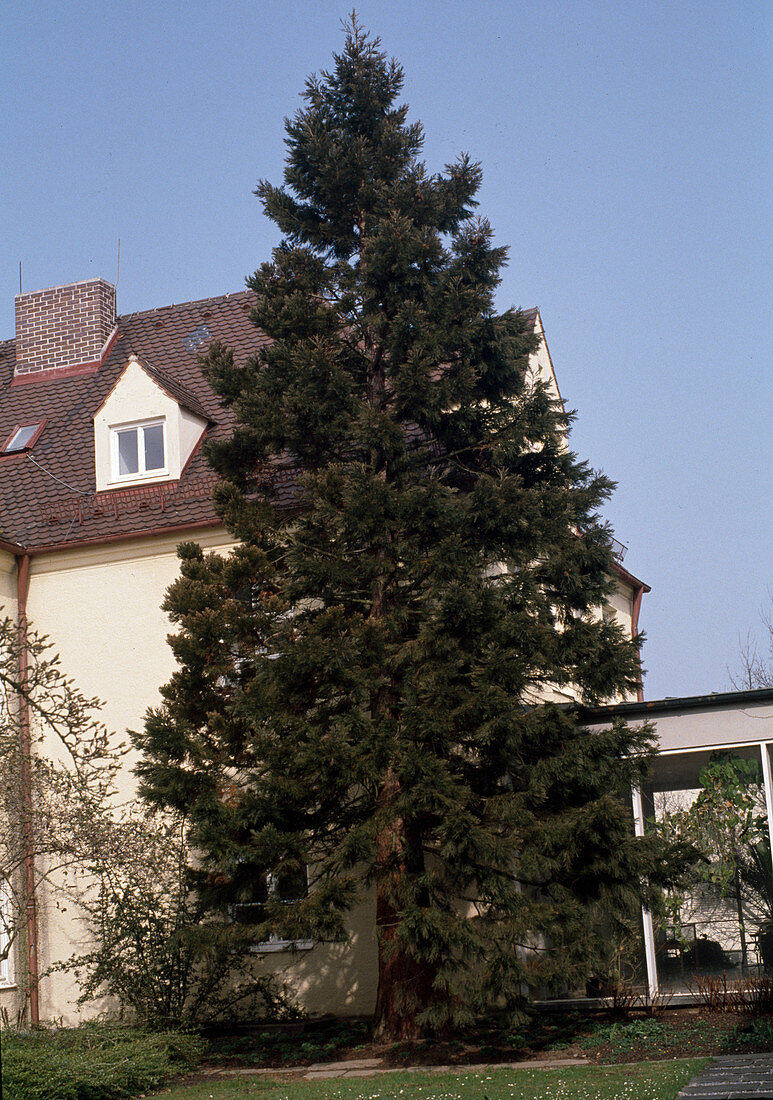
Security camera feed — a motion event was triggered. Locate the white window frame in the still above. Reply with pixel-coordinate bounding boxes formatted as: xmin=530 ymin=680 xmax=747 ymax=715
xmin=235 ymin=868 xmax=313 ymax=954
xmin=110 ymin=418 xmax=167 ymax=483
xmin=0 ymin=880 xmax=15 ymax=987
xmin=254 ymin=871 xmax=314 ymax=954
xmin=253 ymin=932 xmax=314 ymax=954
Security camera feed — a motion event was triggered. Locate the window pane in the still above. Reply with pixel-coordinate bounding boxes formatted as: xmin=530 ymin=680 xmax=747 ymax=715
xmin=143 ymin=424 xmax=165 ymax=470
xmin=117 ymin=429 xmax=139 ymax=475
xmin=274 ymin=867 xmax=308 ymax=903
xmin=6 ymin=425 xmax=38 ymax=452
xmin=233 ymin=877 xmax=269 ymax=925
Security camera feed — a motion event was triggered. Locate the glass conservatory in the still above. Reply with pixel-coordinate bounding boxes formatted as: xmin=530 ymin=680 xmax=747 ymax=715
xmin=587 ymin=687 xmax=773 ymax=1000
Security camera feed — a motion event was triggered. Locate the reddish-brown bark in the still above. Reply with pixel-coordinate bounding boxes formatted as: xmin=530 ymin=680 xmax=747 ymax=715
xmin=372 ymin=768 xmax=439 ymax=1040
xmin=373 ymin=874 xmax=440 ymax=1040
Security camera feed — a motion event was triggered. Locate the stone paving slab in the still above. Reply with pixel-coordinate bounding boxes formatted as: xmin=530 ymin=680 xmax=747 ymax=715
xmin=306 ymin=1058 xmax=383 ymax=1071
xmin=201 ymin=1055 xmax=589 ymax=1081
xmin=302 ymin=1058 xmax=590 ymax=1080
xmin=678 ymin=1054 xmax=773 ymax=1099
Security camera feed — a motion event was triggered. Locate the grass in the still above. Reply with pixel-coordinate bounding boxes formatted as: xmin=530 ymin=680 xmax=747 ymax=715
xmin=155 ymin=1059 xmax=710 ymax=1099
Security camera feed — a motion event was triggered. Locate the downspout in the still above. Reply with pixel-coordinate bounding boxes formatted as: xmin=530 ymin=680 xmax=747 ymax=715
xmin=16 ymin=553 xmax=39 ymax=1025
xmin=630 ymin=581 xmax=646 ymax=703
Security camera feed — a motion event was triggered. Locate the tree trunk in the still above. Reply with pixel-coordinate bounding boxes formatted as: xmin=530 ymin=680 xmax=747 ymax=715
xmin=373 ymin=873 xmax=439 ymax=1040
xmin=372 ymin=768 xmax=438 ymax=1040
xmin=366 ymin=442 xmax=439 ymax=1039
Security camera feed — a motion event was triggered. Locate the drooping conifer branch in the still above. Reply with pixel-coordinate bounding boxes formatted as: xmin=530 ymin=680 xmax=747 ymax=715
xmin=135 ymin=16 xmax=687 ymax=1039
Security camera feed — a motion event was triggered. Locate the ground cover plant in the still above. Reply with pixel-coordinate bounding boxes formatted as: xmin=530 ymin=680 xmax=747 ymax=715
xmin=198 ymin=1006 xmax=773 ymax=1072
xmin=1 ymin=1023 xmax=203 ymax=1100
xmin=155 ymin=1060 xmax=710 ymax=1100
xmin=207 ymin=1019 xmax=371 ymax=1066
xmin=577 ymin=1014 xmax=735 ymax=1061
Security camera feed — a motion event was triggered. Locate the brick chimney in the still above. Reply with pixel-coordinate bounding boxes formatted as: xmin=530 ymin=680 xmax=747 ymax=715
xmin=14 ymin=278 xmax=117 ymax=380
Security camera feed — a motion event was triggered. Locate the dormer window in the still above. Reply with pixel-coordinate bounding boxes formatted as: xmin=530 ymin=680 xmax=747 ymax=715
xmin=1 ymin=421 xmax=46 ymax=455
xmin=111 ymin=419 xmax=166 ymax=481
xmin=94 ymin=354 xmax=209 ymax=492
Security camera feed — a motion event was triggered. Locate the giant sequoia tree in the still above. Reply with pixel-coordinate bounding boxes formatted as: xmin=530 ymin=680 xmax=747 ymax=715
xmin=137 ymin=20 xmax=675 ymax=1037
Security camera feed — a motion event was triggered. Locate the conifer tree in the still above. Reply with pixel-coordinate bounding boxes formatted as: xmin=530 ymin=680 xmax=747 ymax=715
xmin=136 ymin=19 xmax=677 ymax=1038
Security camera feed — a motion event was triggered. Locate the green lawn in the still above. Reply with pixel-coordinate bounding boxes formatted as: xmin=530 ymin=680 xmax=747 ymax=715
xmin=155 ymin=1058 xmax=710 ymax=1099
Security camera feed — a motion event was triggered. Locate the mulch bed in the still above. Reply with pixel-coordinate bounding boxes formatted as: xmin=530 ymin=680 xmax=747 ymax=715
xmin=199 ymin=1007 xmax=773 ymax=1073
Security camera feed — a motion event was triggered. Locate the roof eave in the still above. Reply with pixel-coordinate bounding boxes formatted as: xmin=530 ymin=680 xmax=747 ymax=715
xmin=613 ymin=560 xmax=650 ymax=593
xmin=579 ymin=685 xmax=773 ymax=722
xmin=0 ymin=535 xmax=24 ymax=555
xmin=21 ymin=517 xmax=223 ymax=556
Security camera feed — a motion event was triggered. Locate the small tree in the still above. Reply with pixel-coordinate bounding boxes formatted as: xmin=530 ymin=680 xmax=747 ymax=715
xmin=0 ymin=612 xmax=120 ymax=1003
xmin=730 ymin=596 xmax=773 ymax=690
xmin=136 ymin=18 xmax=683 ymax=1038
xmin=60 ymin=811 xmax=297 ymax=1025
xmin=0 ymin=613 xmax=290 ymax=1026
xmin=655 ymin=754 xmax=771 ymax=969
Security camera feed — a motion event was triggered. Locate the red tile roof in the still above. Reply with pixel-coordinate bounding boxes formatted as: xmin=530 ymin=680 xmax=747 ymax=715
xmin=0 ymin=291 xmax=266 ymax=552
xmin=0 ymin=298 xmax=649 ymax=596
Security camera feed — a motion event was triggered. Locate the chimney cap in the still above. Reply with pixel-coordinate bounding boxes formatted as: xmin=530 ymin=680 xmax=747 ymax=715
xmin=15 ymin=276 xmax=115 ymax=301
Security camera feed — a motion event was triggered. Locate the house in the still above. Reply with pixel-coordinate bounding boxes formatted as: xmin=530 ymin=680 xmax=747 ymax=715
xmin=0 ymin=277 xmax=650 ymax=1023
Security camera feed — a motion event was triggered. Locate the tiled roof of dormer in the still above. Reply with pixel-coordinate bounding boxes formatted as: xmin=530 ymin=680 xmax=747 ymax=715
xmin=0 ymin=290 xmax=267 ymax=551
xmin=140 ymin=362 xmax=214 ymax=423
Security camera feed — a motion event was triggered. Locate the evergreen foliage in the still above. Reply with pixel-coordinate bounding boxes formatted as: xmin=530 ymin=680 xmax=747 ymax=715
xmin=2 ymin=1024 xmax=202 ymax=1100
xmin=136 ymin=18 xmax=679 ymax=1037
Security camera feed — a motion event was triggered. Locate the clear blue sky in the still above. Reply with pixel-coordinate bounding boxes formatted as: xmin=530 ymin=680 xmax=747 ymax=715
xmin=2 ymin=0 xmax=771 ymax=700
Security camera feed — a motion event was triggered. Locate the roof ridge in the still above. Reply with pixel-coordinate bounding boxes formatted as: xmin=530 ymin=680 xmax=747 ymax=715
xmin=118 ymin=289 xmax=253 ymax=323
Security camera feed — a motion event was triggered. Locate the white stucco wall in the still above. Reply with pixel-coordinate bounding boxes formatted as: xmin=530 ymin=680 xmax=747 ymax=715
xmin=529 ymin=311 xmax=562 ymax=405
xmin=23 ymin=530 xmax=232 ymax=1020
xmin=22 ymin=529 xmax=381 ymax=1022
xmin=649 ymin=699 xmax=773 ymax=753
xmin=585 ymin=698 xmax=773 ymax=755
xmin=606 ymin=579 xmax=634 ymax=630
xmin=0 ymin=551 xmax=16 ymax=615
xmin=26 ymin=530 xmax=231 ymax=779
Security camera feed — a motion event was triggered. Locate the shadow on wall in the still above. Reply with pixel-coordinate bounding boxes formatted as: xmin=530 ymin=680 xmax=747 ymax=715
xmin=263 ymin=897 xmax=379 ymax=1018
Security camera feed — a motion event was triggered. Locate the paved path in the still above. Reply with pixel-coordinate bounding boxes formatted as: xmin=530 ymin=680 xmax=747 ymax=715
xmin=300 ymin=1056 xmax=588 ymax=1081
xmin=201 ymin=1055 xmax=589 ymax=1081
xmin=678 ymin=1054 xmax=773 ymax=1099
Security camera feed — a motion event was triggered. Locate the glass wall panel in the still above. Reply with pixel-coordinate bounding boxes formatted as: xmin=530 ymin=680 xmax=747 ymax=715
xmin=643 ymin=746 xmax=773 ymax=992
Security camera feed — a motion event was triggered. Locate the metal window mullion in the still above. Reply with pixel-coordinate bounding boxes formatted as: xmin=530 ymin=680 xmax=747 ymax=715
xmin=759 ymin=742 xmax=773 ymax=871
xmin=631 ymin=784 xmax=659 ymax=999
